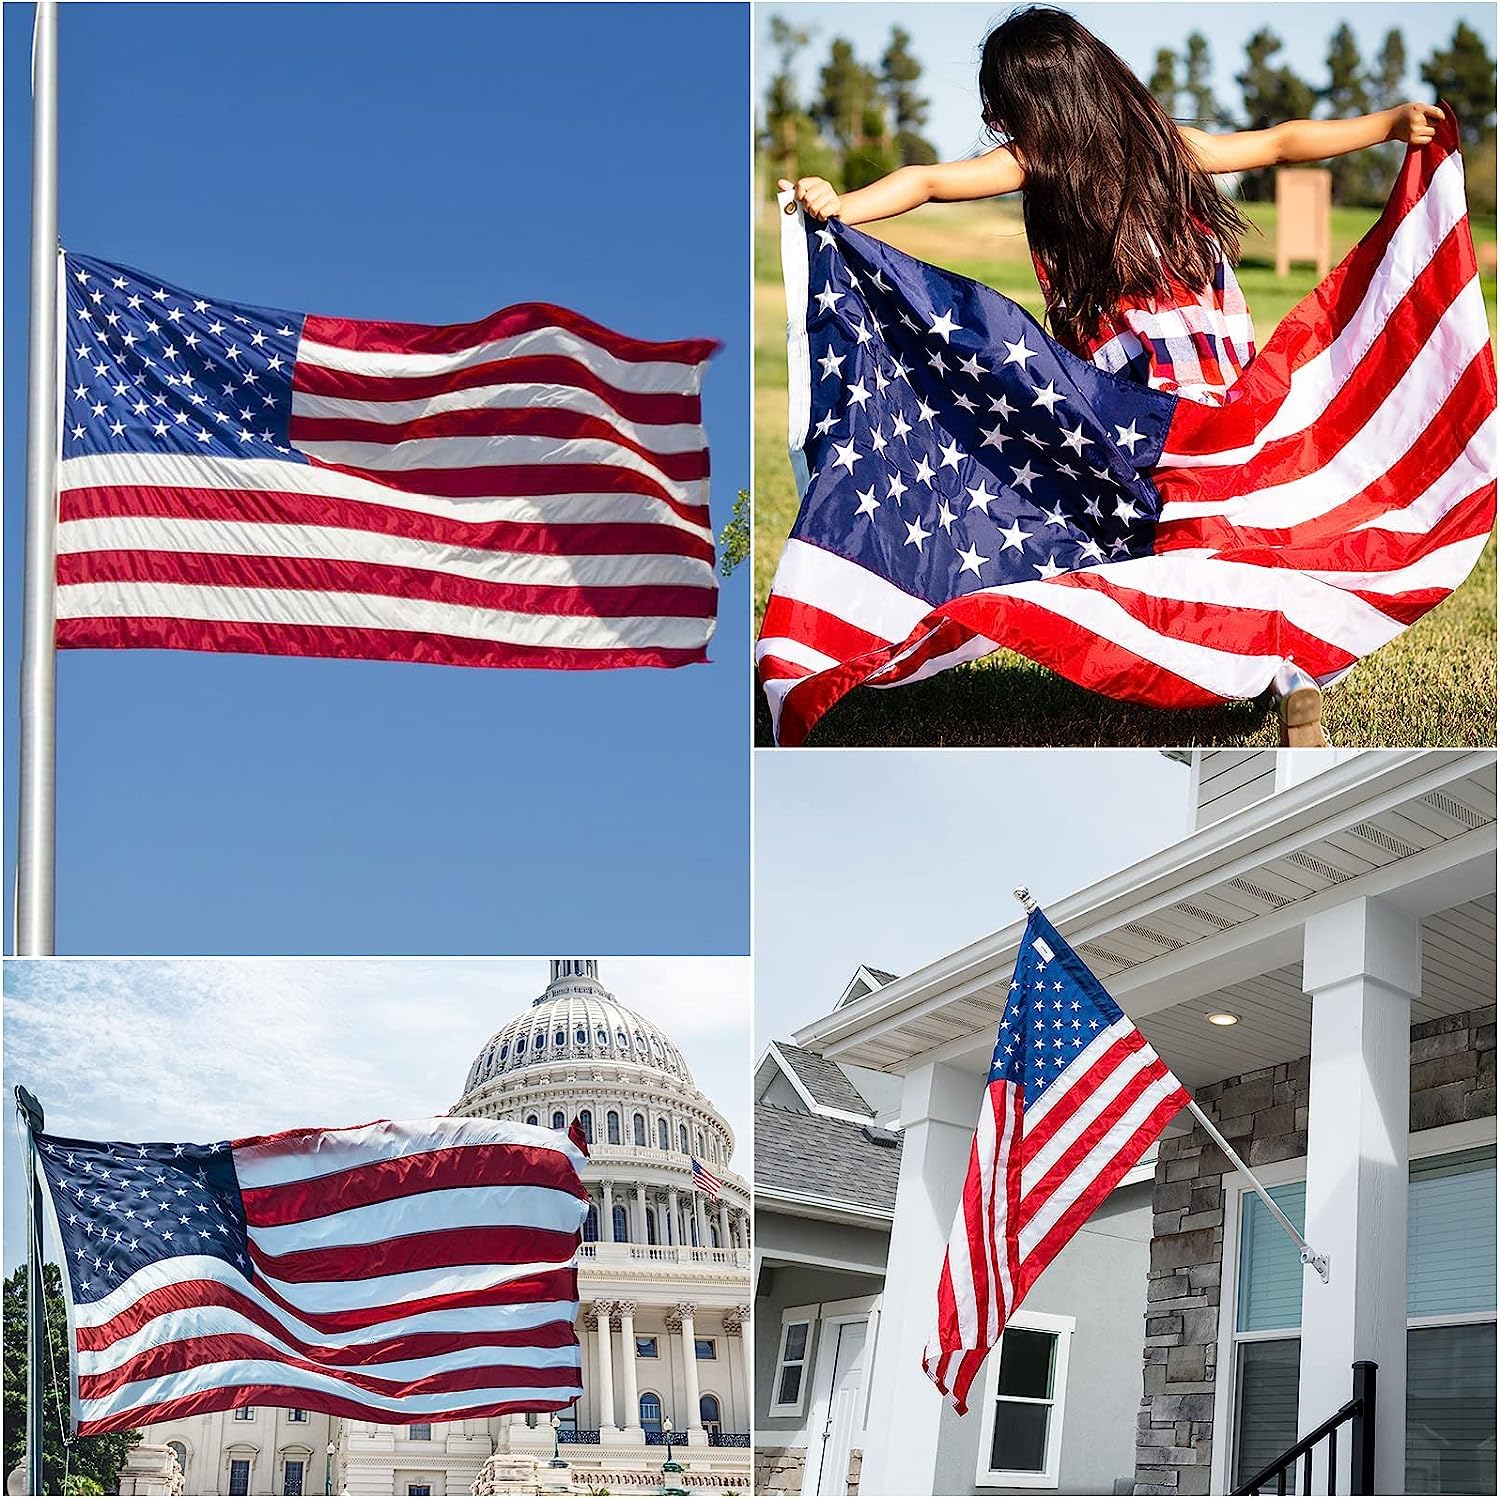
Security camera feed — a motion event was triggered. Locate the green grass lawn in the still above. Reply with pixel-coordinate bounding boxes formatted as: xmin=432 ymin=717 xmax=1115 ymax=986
xmin=752 ymin=196 xmax=1498 ymax=748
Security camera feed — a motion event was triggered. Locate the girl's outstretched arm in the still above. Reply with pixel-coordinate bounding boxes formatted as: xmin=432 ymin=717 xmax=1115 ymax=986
xmin=1182 ymin=102 xmax=1445 ymax=173
xmin=778 ymin=146 xmax=1025 ymax=226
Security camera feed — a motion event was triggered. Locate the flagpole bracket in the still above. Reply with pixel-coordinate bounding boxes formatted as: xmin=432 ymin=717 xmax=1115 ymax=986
xmin=1302 ymin=1247 xmax=1330 ymax=1283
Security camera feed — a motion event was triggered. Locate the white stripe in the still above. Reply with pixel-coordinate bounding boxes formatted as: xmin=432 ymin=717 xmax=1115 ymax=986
xmin=1302 ymin=533 xmax=1490 ymax=595
xmin=59 ymin=517 xmax=714 ymax=592
xmin=973 ymin=1091 xmax=1000 ymax=1345
xmin=1159 ymin=277 xmax=1488 ymax=525
xmin=293 ymin=432 xmax=708 ymax=509
xmin=866 ymin=629 xmax=998 ymax=686
xmin=58 ymin=452 xmax=713 ymax=544
xmin=779 ymin=192 xmax=813 ymax=452
xmin=1353 ymin=413 xmax=1497 ymax=534
xmin=1160 ymin=154 xmax=1469 ymax=467
xmin=1023 ymin=1019 xmax=1134 ymax=1132
xmin=234 ymin=1116 xmax=583 ymax=1190
xmin=1018 ymin=1073 xmax=1182 ymax=1259
xmin=56 ymin=580 xmax=715 ymax=652
xmin=82 ymin=1360 xmax=580 ymax=1424
xmin=752 ymin=635 xmax=839 ymax=675
xmin=766 ymin=538 xmax=929 ymax=646
xmin=292 ymin=382 xmax=706 ymax=455
xmin=298 ymin=326 xmax=706 ymax=397
xmin=249 ymin=1183 xmax=583 ymax=1258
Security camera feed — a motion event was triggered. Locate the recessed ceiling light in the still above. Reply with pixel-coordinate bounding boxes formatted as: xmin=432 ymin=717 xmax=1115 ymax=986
xmin=1206 ymin=1011 xmax=1240 ymax=1026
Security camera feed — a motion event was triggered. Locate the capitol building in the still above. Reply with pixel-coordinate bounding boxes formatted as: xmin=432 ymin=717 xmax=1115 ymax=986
xmin=125 ymin=961 xmax=752 ymax=1496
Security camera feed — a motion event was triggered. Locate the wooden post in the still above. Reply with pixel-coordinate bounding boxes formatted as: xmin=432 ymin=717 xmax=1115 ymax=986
xmin=1275 ymin=168 xmax=1332 ymax=279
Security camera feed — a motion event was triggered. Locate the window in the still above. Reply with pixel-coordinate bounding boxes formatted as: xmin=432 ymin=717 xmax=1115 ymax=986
xmin=597 ymin=1026 xmax=609 ymax=1046
xmin=579 ymin=1109 xmax=593 ymax=1145
xmin=612 ymin=1203 xmax=630 ymax=1243
xmin=287 ymin=1408 xmax=308 ymax=1423
xmin=555 ymin=1029 xmax=566 ymax=1047
xmin=700 ymin=1394 xmax=722 ymax=1439
xmin=526 ymin=1112 xmax=539 ymax=1126
xmin=282 ymin=1459 xmax=305 ymax=1496
xmin=607 ymin=1110 xmax=621 ymax=1145
xmin=616 ymin=1028 xmax=629 ymax=1049
xmin=533 ymin=1032 xmax=544 ymax=1049
xmin=576 ymin=1026 xmax=588 ymax=1045
xmin=584 ymin=1204 xmax=599 ymax=1242
xmin=552 ymin=1110 xmax=566 ymax=1131
xmin=975 ymin=1312 xmax=1074 ymax=1487
xmin=679 ymin=1123 xmax=690 ymax=1154
xmin=409 ymin=1423 xmax=432 ymax=1440
xmin=408 ymin=1488 xmax=432 ymax=1497
xmin=633 ymin=1113 xmax=647 ymax=1147
xmin=229 ymin=1459 xmax=251 ymax=1496
xmin=636 ymin=1336 xmax=660 ymax=1358
xmin=646 ymin=1206 xmax=658 ymax=1245
xmin=695 ymin=1337 xmax=717 ymax=1360
xmin=697 ymin=1129 xmax=706 ymax=1157
xmin=770 ymin=1307 xmax=815 ymax=1416
xmin=166 ymin=1442 xmax=187 ymax=1482
xmin=658 ymin=1118 xmax=670 ymax=1151
xmin=499 ymin=1043 xmax=508 ymax=1061
xmin=1224 ymin=1144 xmax=1497 ymax=1496
xmin=233 ymin=1407 xmax=255 ymax=1421
xmin=639 ymin=1392 xmax=663 ymax=1437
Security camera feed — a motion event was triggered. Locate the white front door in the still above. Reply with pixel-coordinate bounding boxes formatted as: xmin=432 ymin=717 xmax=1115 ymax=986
xmin=812 ymin=1320 xmax=868 ymax=1495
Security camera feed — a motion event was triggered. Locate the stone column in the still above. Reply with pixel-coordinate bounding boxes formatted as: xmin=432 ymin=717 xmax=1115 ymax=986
xmin=634 ymin=1184 xmax=648 ymax=1245
xmin=602 ymin=1179 xmax=615 ymax=1242
xmin=859 ymin=1059 xmax=986 ymax=1495
xmin=667 ymin=1187 xmax=681 ymax=1247
xmin=693 ymin=1193 xmax=709 ymax=1249
xmin=716 ymin=1200 xmax=731 ymax=1250
xmin=724 ymin=1305 xmax=752 ymax=1434
xmin=616 ymin=1301 xmax=642 ymax=1437
xmin=669 ymin=1302 xmax=706 ymax=1443
xmin=591 ymin=1302 xmax=617 ymax=1435
xmin=1299 ymin=898 xmax=1419 ymax=1494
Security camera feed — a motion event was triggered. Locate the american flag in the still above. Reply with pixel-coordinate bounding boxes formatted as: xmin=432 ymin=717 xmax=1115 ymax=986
xmin=758 ymin=106 xmax=1495 ymax=745
xmin=34 ymin=1115 xmax=589 ymax=1434
xmin=58 ymin=255 xmax=718 ymax=670
xmin=690 ymin=1157 xmax=723 ymax=1200
xmin=924 ymin=906 xmax=1188 ymax=1414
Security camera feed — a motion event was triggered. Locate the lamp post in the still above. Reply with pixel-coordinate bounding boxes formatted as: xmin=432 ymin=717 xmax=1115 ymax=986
xmin=324 ymin=1440 xmax=334 ymax=1495
xmin=660 ymin=1416 xmax=687 ymax=1497
xmin=548 ymin=1413 xmax=567 ymax=1469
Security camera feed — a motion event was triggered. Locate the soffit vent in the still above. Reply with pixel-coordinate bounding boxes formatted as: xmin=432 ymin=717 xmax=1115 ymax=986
xmin=1349 ymin=821 xmax=1419 ymax=859
xmin=1120 ymin=921 xmax=1183 ymax=951
xmin=1078 ymin=942 xmax=1132 ymax=969
xmin=1228 ymin=876 xmax=1292 ymax=908
xmin=1177 ymin=902 xmax=1237 ymax=931
xmin=1286 ymin=851 xmax=1352 ymax=885
xmin=1419 ymin=790 xmax=1490 ymax=831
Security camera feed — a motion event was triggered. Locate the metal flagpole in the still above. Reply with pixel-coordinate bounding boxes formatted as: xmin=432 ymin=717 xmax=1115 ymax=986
xmin=17 ymin=1086 xmax=48 ymax=1496
xmin=1011 ymin=887 xmax=1330 ymax=1282
xmin=17 ymin=0 xmax=60 ymax=957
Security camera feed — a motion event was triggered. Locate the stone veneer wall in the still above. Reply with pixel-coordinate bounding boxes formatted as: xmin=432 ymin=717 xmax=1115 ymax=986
xmin=755 ymin=1445 xmax=807 ymax=1494
xmin=1134 ymin=1004 xmax=1496 ymax=1496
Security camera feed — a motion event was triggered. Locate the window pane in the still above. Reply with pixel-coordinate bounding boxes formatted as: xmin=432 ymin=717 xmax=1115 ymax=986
xmin=777 ymin=1364 xmax=803 ymax=1406
xmin=990 ymin=1401 xmax=1049 ymax=1474
xmin=996 ymin=1328 xmax=1054 ymax=1400
xmin=229 ymin=1461 xmax=251 ymax=1497
xmin=1237 ymin=1182 xmax=1307 ymax=1332
xmin=1234 ymin=1338 xmax=1300 ymax=1489
xmin=782 ymin=1322 xmax=808 ymax=1362
xmin=1409 ymin=1147 xmax=1497 ymax=1318
xmin=1407 ymin=1322 xmax=1497 ymax=1495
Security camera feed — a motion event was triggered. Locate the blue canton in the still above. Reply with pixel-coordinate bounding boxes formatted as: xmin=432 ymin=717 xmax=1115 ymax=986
xmin=792 ymin=216 xmax=1179 ymax=609
xmin=36 ymin=1135 xmax=249 ymax=1305
xmin=62 ymin=253 xmax=307 ymax=465
xmin=990 ymin=909 xmax=1128 ymax=1107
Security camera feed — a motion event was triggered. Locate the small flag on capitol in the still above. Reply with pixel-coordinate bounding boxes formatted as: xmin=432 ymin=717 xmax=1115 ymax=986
xmin=924 ymin=905 xmax=1189 ymax=1414
xmin=759 ymin=104 xmax=1495 ymax=745
xmin=58 ymin=255 xmax=718 ymax=671
xmin=33 ymin=1114 xmax=590 ymax=1433
xmin=691 ymin=1156 xmax=723 ymax=1200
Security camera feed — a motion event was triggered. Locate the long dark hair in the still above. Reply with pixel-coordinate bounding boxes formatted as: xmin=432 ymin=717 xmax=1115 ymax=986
xmin=978 ymin=7 xmax=1248 ymax=352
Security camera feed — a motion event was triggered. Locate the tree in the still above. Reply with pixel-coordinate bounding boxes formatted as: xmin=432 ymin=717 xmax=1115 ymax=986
xmin=718 ymin=490 xmax=750 ymax=577
xmin=3 ymin=1264 xmax=139 ymax=1495
xmin=764 ymin=16 xmax=814 ymax=184
xmin=879 ymin=27 xmax=937 ymax=166
xmin=1420 ymin=21 xmax=1497 ymax=148
xmin=1183 ymin=33 xmax=1226 ymax=128
xmin=1237 ymin=29 xmax=1318 ymax=199
xmin=1322 ymin=23 xmax=1380 ymax=204
xmin=814 ymin=38 xmax=898 ymax=189
xmin=1369 ymin=28 xmax=1408 ymax=110
xmin=1148 ymin=48 xmax=1178 ymax=114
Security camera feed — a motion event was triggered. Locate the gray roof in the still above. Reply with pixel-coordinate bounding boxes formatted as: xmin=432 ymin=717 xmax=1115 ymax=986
xmin=772 ymin=1041 xmax=874 ymax=1116
xmin=754 ymin=1101 xmax=902 ymax=1214
xmin=864 ymin=967 xmax=898 ymax=986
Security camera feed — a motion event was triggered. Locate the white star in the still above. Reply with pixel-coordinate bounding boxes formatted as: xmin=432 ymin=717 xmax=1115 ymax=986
xmin=915 ymin=398 xmax=937 ymax=426
xmin=846 ymin=379 xmax=871 ymax=409
xmin=852 ymin=321 xmax=873 ymax=346
xmin=251 ymin=330 xmax=268 ymax=347
xmin=813 ymin=286 xmax=844 ymax=315
xmin=937 ymin=498 xmax=958 ymax=532
xmin=1031 ymin=380 xmax=1064 ymax=414
xmin=208 ymin=320 xmax=226 ymax=336
xmin=1002 ymin=337 xmax=1037 ymax=370
xmin=873 ymin=366 xmax=890 ymax=393
xmin=1113 ymin=496 xmax=1142 ymax=524
xmin=1059 ymin=422 xmax=1089 ymax=454
xmin=927 ymin=349 xmax=948 ymax=377
xmin=890 ymin=411 xmax=912 ymax=442
xmin=814 ymin=410 xmax=839 ymax=438
xmin=1114 ymin=421 xmax=1145 ymax=453
xmin=831 ymin=439 xmax=862 ymax=474
xmin=224 ymin=344 xmax=242 ymax=362
xmin=928 ymin=308 xmax=961 ymax=342
xmin=109 ymin=420 xmax=125 ymax=437
xmin=886 ymin=471 xmax=909 ymax=503
xmin=869 ymin=424 xmax=888 ymax=454
xmin=965 ymin=481 xmax=997 ymax=514
xmin=70 ymin=424 xmax=84 ymax=440
xmin=904 ymin=516 xmax=932 ymax=551
xmin=1077 ymin=537 xmax=1105 ymax=562
xmin=937 ymin=437 xmax=965 ymax=470
xmin=988 ymin=392 xmax=1017 ymax=418
xmin=998 ymin=519 xmax=1031 ymax=552
xmin=818 ymin=347 xmax=845 ymax=381
xmin=815 ymin=227 xmax=837 ymax=252
xmin=855 ymin=486 xmax=880 ymax=519
xmin=1041 ymin=503 xmax=1069 ymax=529
xmin=889 ymin=356 xmax=910 ymax=384
xmin=1035 ymin=554 xmax=1065 ymax=580
xmin=959 ymin=352 xmax=985 ymax=379
xmin=956 ymin=541 xmax=987 ymax=575
xmin=127 ymin=294 xmax=142 ymax=310
xmin=1010 ymin=461 xmax=1041 ymax=492
xmin=911 ymin=455 xmax=936 ymax=487
xmin=952 ymin=391 xmax=977 ymax=413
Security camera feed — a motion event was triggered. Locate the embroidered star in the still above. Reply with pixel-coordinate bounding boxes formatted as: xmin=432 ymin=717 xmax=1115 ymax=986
xmin=928 ymin=309 xmax=961 ymax=342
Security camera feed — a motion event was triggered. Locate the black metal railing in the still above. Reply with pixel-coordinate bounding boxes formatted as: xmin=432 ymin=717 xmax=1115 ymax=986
xmin=557 ymin=1429 xmax=600 ymax=1445
xmin=1233 ymin=1361 xmax=1377 ymax=1496
xmin=709 ymin=1432 xmax=751 ymax=1448
xmin=644 ymin=1430 xmax=670 ymax=1446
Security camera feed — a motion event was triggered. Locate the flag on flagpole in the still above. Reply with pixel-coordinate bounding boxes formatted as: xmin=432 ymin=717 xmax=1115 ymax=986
xmin=57 ymin=256 xmax=718 ymax=671
xmin=690 ymin=1156 xmax=723 ymax=1200
xmin=759 ymin=105 xmax=1495 ymax=745
xmin=34 ymin=1114 xmax=590 ymax=1433
xmin=924 ymin=906 xmax=1189 ymax=1414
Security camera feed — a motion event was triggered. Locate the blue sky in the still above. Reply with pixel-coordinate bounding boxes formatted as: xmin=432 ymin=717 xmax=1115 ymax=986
xmin=4 ymin=3 xmax=751 ymax=956
xmin=754 ymin=749 xmax=1189 ymax=1042
xmin=3 ymin=955 xmax=751 ymax=1272
xmin=759 ymin=2 xmax=1497 ymax=161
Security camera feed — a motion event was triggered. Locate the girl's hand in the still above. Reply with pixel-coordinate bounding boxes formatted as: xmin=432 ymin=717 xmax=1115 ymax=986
xmin=1386 ymin=102 xmax=1446 ymax=146
xmin=778 ymin=177 xmax=843 ymax=221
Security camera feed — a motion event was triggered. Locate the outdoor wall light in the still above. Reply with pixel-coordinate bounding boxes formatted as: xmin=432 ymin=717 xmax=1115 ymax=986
xmin=1206 ymin=1011 xmax=1240 ymax=1026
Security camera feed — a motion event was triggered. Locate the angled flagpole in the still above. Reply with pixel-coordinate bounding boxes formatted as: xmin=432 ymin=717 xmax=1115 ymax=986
xmin=17 ymin=0 xmax=60 ymax=956
xmin=1012 ymin=886 xmax=1329 ymax=1282
xmin=17 ymin=1086 xmax=48 ymax=1496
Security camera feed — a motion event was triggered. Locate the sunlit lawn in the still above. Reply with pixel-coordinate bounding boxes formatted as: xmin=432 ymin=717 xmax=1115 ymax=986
xmin=752 ymin=195 xmax=1498 ymax=748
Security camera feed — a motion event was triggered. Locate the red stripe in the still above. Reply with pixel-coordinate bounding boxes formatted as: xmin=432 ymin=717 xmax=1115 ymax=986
xmin=290 ymin=405 xmax=710 ymax=484
xmin=302 ymin=303 xmax=718 ymax=366
xmin=240 ymin=1143 xmax=591 ymax=1229
xmin=249 ymin=1224 xmax=581 ymax=1283
xmin=61 ymin=483 xmax=715 ymax=565
xmin=58 ymin=548 xmax=716 ymax=622
xmin=78 ymin=1381 xmax=581 ymax=1437
xmin=1020 ymin=1032 xmax=1147 ymax=1165
xmin=758 ymin=593 xmax=893 ymax=659
xmin=80 ymin=1332 xmax=579 ymax=1402
xmin=293 ymin=351 xmax=704 ymax=427
xmin=57 ymin=615 xmax=708 ymax=671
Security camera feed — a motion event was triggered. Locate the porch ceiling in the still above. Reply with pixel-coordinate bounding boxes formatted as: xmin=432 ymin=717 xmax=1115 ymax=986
xmin=797 ymin=752 xmax=1496 ymax=1075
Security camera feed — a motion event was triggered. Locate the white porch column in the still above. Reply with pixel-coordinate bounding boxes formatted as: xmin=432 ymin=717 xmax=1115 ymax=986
xmin=672 ymin=1302 xmax=705 ymax=1442
xmin=860 ymin=1059 xmax=985 ymax=1496
xmin=593 ymin=1301 xmax=618 ymax=1435
xmin=634 ymin=1184 xmax=648 ymax=1244
xmin=667 ymin=1186 xmax=681 ymax=1246
xmin=1299 ymin=897 xmax=1419 ymax=1494
xmin=717 ymin=1200 xmax=731 ymax=1249
xmin=602 ymin=1179 xmax=615 ymax=1241
xmin=617 ymin=1301 xmax=642 ymax=1436
xmin=731 ymin=1305 xmax=753 ymax=1428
